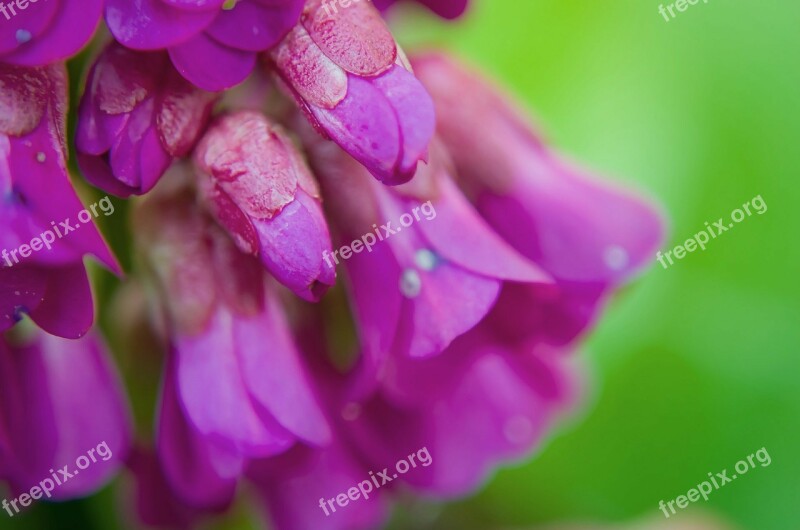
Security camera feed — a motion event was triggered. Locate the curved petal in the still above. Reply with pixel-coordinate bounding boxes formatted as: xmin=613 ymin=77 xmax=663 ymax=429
xmin=105 ymin=0 xmax=217 ymax=50
xmin=168 ymin=33 xmax=255 ymax=91
xmin=2 ymin=0 xmax=103 ymax=66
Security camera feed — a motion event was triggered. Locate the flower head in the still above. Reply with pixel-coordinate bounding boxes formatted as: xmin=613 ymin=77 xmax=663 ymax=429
xmin=76 ymin=42 xmax=218 ymax=198
xmin=308 ymin=138 xmax=552 ymax=396
xmin=269 ymin=0 xmax=435 ymax=184
xmin=134 ymin=181 xmax=331 ymax=464
xmin=194 ymin=110 xmax=335 ymax=301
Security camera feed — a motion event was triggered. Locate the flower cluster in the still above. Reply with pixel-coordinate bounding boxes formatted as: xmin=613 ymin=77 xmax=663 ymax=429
xmin=0 ymin=1 xmax=663 ymax=529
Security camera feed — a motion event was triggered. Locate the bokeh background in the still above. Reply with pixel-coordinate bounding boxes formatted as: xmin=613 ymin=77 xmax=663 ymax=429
xmin=5 ymin=1 xmax=799 ymax=529
xmin=390 ymin=1 xmax=800 ymax=528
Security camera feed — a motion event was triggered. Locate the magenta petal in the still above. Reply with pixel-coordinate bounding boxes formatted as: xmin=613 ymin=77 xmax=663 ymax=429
xmin=478 ymin=157 xmax=665 ymax=284
xmin=157 ymin=359 xmax=239 ymax=509
xmin=0 ymin=0 xmax=59 ymax=56
xmin=27 ymin=264 xmax=94 ymax=340
xmin=250 ymin=189 xmax=335 ymax=302
xmin=0 ymin=266 xmax=46 ymax=333
xmin=372 ymin=66 xmax=435 ymax=178
xmin=9 ymin=126 xmax=119 ymax=273
xmin=159 ymin=0 xmax=227 ymax=10
xmin=139 ymin=126 xmax=174 ymax=193
xmin=353 ymin=347 xmax=567 ymax=496
xmin=3 ymin=0 xmax=103 ymax=66
xmin=105 ymin=0 xmax=217 ymax=50
xmin=205 ymin=0 xmax=302 ymax=51
xmin=235 ymin=291 xmax=331 ymax=445
xmin=486 ymin=281 xmax=605 ymax=347
xmin=168 ymin=34 xmax=255 ymax=91
xmin=341 ymin=240 xmax=403 ymax=399
xmin=394 ymin=251 xmax=501 ymax=359
xmin=76 ymin=99 xmax=128 ymax=157
xmin=248 ymin=443 xmax=390 ymax=530
xmin=0 ymin=331 xmax=132 ymax=499
xmin=175 ymin=307 xmax=296 ymax=457
xmin=311 ymin=74 xmax=400 ymax=183
xmin=128 ymin=449 xmax=202 ymax=530
xmin=78 ymin=153 xmax=143 ymax=199
xmin=407 ymin=177 xmax=551 ymax=284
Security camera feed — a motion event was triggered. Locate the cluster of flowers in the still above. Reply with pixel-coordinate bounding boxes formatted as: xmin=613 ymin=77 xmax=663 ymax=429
xmin=0 ymin=0 xmax=663 ymax=528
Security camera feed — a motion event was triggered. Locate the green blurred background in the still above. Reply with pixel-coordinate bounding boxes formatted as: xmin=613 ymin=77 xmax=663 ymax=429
xmin=5 ymin=1 xmax=799 ymax=529
xmin=392 ymin=0 xmax=800 ymax=528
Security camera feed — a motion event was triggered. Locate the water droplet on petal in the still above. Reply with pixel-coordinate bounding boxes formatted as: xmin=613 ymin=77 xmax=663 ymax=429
xmin=16 ymin=30 xmax=32 ymax=44
xmin=414 ymin=249 xmax=438 ymax=271
xmin=36 ymin=152 xmax=46 ymax=163
xmin=504 ymin=415 xmax=534 ymax=445
xmin=603 ymin=245 xmax=629 ymax=271
xmin=400 ymin=269 xmax=422 ymax=298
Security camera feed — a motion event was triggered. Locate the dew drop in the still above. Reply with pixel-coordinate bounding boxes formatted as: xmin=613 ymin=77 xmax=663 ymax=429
xmin=603 ymin=245 xmax=629 ymax=271
xmin=36 ymin=152 xmax=46 ymax=163
xmin=414 ymin=249 xmax=438 ymax=271
xmin=15 ymin=29 xmax=32 ymax=44
xmin=399 ymin=269 xmax=422 ymax=298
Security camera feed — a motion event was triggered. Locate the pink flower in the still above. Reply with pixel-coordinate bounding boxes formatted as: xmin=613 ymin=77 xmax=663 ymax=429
xmin=268 ymin=0 xmax=435 ymax=184
xmin=0 ymin=329 xmax=132 ymax=500
xmin=133 ymin=181 xmax=330 ymax=489
xmin=193 ymin=111 xmax=335 ymax=301
xmin=76 ymin=42 xmax=218 ymax=198
xmin=413 ymin=52 xmax=665 ymax=345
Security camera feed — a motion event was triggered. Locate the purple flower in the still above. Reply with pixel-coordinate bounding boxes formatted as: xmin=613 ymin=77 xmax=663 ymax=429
xmin=134 ymin=184 xmax=331 ymax=463
xmin=104 ymin=0 xmax=304 ymax=91
xmin=194 ymin=110 xmax=335 ymax=301
xmin=413 ymin=53 xmax=665 ymax=345
xmin=372 ymin=0 xmax=468 ymax=19
xmin=76 ymin=42 xmax=218 ymax=198
xmin=156 ymin=356 xmax=240 ymax=510
xmin=307 ymin=139 xmax=553 ymax=397
xmin=343 ymin=320 xmax=575 ymax=497
xmin=1 ymin=63 xmax=119 ymax=338
xmin=269 ymin=0 xmax=435 ymax=185
xmin=0 ymin=0 xmax=103 ymax=65
xmin=0 ymin=329 xmax=132 ymax=500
